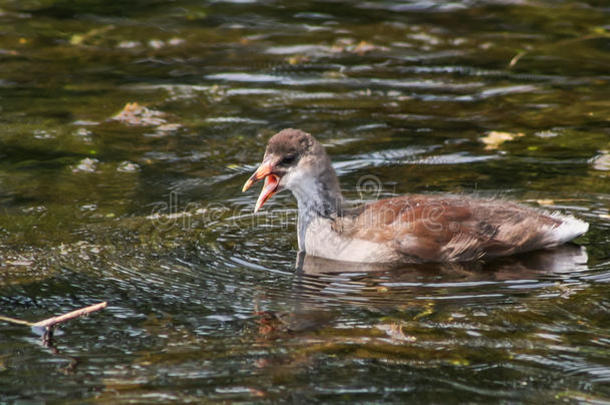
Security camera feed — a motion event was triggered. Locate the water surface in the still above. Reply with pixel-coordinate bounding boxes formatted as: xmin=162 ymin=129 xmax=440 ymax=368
xmin=1 ymin=0 xmax=609 ymax=402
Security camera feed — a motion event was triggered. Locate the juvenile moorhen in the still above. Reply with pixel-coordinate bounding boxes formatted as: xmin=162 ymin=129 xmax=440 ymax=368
xmin=242 ymin=129 xmax=588 ymax=263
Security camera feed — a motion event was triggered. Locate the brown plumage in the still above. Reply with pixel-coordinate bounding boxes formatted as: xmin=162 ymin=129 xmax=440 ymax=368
xmin=338 ymin=195 xmax=564 ymax=262
xmin=243 ymin=129 xmax=588 ymax=264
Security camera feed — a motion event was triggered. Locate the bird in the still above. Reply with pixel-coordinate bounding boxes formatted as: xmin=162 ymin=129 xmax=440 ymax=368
xmin=242 ymin=128 xmax=589 ymax=264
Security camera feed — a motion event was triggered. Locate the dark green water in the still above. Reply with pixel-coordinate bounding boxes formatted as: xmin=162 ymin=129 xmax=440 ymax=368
xmin=1 ymin=0 xmax=609 ymax=402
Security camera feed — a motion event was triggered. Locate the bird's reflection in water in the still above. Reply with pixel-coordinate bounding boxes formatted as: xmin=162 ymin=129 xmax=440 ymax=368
xmin=296 ymin=243 xmax=588 ymax=278
xmin=255 ymin=244 xmax=588 ymax=337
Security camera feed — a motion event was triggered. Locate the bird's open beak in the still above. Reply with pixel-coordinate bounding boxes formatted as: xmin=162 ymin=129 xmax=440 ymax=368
xmin=242 ymin=161 xmax=280 ymax=212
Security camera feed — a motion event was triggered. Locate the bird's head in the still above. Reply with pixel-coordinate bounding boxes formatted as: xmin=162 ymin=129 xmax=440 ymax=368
xmin=242 ymin=128 xmax=329 ymax=212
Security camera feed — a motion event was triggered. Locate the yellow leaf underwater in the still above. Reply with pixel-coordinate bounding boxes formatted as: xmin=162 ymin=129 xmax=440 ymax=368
xmin=480 ymin=131 xmax=524 ymax=150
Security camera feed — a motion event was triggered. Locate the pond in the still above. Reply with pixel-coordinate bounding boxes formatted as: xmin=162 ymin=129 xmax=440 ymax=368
xmin=1 ymin=0 xmax=609 ymax=402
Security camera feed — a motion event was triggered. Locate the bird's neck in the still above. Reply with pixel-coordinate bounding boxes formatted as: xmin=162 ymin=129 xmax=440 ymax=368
xmin=289 ymin=169 xmax=343 ymax=251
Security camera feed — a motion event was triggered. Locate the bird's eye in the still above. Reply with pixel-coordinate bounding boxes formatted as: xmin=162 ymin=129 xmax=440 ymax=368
xmin=280 ymin=154 xmax=297 ymax=166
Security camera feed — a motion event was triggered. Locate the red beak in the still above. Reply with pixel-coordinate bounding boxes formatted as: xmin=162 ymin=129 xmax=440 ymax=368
xmin=242 ymin=161 xmax=279 ymax=212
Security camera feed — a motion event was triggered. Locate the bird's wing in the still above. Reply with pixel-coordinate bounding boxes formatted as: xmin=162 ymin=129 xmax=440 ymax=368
xmin=338 ymin=195 xmax=563 ymax=262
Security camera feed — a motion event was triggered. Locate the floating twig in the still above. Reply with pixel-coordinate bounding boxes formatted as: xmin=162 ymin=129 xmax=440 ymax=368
xmin=0 ymin=301 xmax=107 ymax=346
xmin=508 ymin=33 xmax=609 ymax=69
xmin=0 ymin=315 xmax=33 ymax=326
xmin=32 ymin=302 xmax=107 ymax=329
xmin=508 ymin=50 xmax=527 ymax=69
